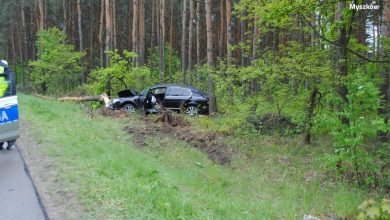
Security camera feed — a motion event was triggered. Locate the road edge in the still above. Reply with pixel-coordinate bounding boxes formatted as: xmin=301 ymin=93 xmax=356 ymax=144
xmin=16 ymin=144 xmax=50 ymax=220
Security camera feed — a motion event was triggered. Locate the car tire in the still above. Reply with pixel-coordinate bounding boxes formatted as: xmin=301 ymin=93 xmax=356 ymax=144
xmin=185 ymin=105 xmax=198 ymax=117
xmin=122 ymin=103 xmax=136 ymax=113
xmin=7 ymin=140 xmax=15 ymax=150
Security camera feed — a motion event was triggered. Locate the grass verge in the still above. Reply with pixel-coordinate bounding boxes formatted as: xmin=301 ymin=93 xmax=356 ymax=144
xmin=19 ymin=94 xmax=375 ymax=219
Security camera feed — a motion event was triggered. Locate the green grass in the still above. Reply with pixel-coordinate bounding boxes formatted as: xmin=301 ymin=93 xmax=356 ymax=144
xmin=19 ymin=94 xmax=372 ymax=219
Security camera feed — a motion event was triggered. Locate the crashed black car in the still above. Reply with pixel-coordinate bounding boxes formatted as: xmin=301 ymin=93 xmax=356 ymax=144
xmin=108 ymin=84 xmax=209 ymax=116
xmin=107 ymin=89 xmax=140 ymax=113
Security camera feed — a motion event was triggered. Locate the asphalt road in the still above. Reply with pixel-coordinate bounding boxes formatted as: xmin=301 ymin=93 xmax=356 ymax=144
xmin=0 ymin=145 xmax=46 ymax=220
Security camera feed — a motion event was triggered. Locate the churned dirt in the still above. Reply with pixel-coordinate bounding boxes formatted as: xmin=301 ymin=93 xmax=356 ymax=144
xmin=123 ymin=110 xmax=232 ymax=165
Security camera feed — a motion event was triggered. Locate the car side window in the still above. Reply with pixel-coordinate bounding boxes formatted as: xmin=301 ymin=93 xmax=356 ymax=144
xmin=167 ymin=87 xmax=191 ymax=96
xmin=166 ymin=87 xmax=180 ymax=96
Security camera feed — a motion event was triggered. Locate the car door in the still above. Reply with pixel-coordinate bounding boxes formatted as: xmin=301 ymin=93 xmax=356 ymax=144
xmin=164 ymin=87 xmax=192 ymax=110
xmin=0 ymin=72 xmax=19 ymax=143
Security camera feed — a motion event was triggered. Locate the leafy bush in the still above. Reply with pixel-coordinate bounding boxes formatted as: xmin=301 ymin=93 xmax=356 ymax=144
xmin=29 ymin=27 xmax=84 ymax=95
xmin=357 ymin=198 xmax=390 ymax=220
xmin=324 ymin=70 xmax=388 ymax=187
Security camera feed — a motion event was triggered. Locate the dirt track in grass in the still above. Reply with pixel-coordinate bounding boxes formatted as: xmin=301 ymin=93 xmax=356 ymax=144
xmin=123 ymin=112 xmax=232 ymax=165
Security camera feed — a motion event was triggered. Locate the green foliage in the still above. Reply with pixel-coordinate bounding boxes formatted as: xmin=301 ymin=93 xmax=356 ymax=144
xmin=29 ymin=27 xmax=84 ymax=95
xmin=322 ymin=70 xmax=388 ymax=186
xmin=90 ymin=50 xmax=151 ymax=95
xmin=357 ymin=199 xmax=390 ymax=220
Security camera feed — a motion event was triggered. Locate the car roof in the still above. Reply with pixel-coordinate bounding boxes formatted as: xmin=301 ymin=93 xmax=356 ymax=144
xmin=150 ymin=84 xmax=206 ymax=94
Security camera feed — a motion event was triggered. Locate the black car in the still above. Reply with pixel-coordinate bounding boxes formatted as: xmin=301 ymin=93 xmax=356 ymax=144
xmin=108 ymin=84 xmax=209 ymax=116
xmin=107 ymin=89 xmax=140 ymax=113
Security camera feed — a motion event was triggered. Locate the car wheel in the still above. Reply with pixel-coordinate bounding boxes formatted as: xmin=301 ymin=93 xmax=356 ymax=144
xmin=122 ymin=103 xmax=136 ymax=113
xmin=7 ymin=140 xmax=15 ymax=150
xmin=185 ymin=105 xmax=198 ymax=117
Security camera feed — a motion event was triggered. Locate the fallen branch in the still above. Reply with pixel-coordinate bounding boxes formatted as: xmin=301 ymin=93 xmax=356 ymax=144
xmin=34 ymin=93 xmax=111 ymax=106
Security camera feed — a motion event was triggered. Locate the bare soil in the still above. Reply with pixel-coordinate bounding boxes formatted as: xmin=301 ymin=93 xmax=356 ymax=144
xmin=17 ymin=122 xmax=84 ymax=220
xmin=124 ymin=110 xmax=232 ymax=165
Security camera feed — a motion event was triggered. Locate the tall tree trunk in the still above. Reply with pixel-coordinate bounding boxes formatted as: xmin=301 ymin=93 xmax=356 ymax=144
xmin=10 ymin=21 xmax=17 ymax=71
xmin=98 ymin=0 xmax=105 ymax=66
xmin=150 ymin=0 xmax=156 ymax=77
xmin=226 ymin=0 xmax=233 ymax=101
xmin=89 ymin=0 xmax=94 ymax=65
xmin=38 ymin=0 xmax=46 ymax=29
xmin=250 ymin=17 xmax=259 ymax=95
xmin=77 ymin=0 xmax=85 ymax=83
xmin=63 ymin=0 xmax=67 ymax=35
xmin=139 ymin=0 xmax=145 ymax=65
xmin=226 ymin=0 xmax=232 ymax=67
xmin=132 ymin=0 xmax=139 ymax=65
xmin=218 ymin=0 xmax=224 ymax=58
xmin=196 ymin=0 xmax=201 ymax=66
xmin=105 ymin=0 xmax=112 ymax=66
xmin=205 ymin=0 xmax=217 ymax=114
xmin=169 ymin=0 xmax=173 ymax=81
xmin=379 ymin=0 xmax=390 ymax=141
xmin=355 ymin=1 xmax=367 ymax=45
xmin=159 ymin=0 xmax=166 ymax=82
xmin=181 ymin=0 xmax=188 ymax=81
xmin=112 ymin=0 xmax=117 ymax=50
xmin=240 ymin=13 xmax=247 ymax=102
xmin=188 ymin=0 xmax=194 ymax=76
xmin=335 ymin=1 xmax=349 ymax=124
xmin=20 ymin=0 xmax=28 ymax=87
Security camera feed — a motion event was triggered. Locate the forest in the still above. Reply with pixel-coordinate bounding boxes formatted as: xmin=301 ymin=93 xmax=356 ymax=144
xmin=0 ymin=0 xmax=389 ymax=218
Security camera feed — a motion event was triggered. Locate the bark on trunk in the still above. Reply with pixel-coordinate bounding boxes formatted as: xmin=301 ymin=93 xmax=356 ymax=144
xmin=335 ymin=1 xmax=349 ymax=125
xmin=218 ymin=0 xmax=225 ymax=58
xmin=105 ymin=0 xmax=112 ymax=66
xmin=181 ymin=0 xmax=188 ymax=79
xmin=304 ymin=86 xmax=318 ymax=145
xmin=98 ymin=0 xmax=105 ymax=66
xmin=196 ymin=0 xmax=201 ymax=66
xmin=139 ymin=0 xmax=145 ymax=65
xmin=159 ymin=0 xmax=166 ymax=82
xmin=169 ymin=0 xmax=174 ymax=81
xmin=38 ymin=0 xmax=46 ymax=29
xmin=188 ymin=0 xmax=194 ymax=75
xmin=205 ymin=0 xmax=217 ymax=114
xmin=77 ymin=0 xmax=85 ymax=83
xmin=132 ymin=0 xmax=139 ymax=65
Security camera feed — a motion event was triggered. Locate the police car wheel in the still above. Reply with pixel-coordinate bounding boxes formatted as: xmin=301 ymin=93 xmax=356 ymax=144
xmin=7 ymin=141 xmax=15 ymax=150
